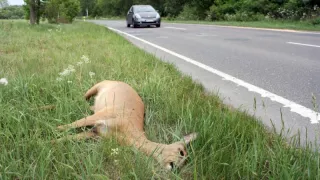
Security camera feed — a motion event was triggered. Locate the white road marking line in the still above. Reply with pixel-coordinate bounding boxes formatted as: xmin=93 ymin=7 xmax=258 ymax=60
xmin=164 ymin=27 xmax=187 ymax=30
xmin=287 ymin=42 xmax=320 ymax=48
xmin=107 ymin=27 xmax=320 ymax=124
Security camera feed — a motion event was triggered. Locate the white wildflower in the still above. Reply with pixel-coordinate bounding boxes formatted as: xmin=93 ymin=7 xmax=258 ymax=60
xmin=111 ymin=148 xmax=119 ymax=156
xmin=81 ymin=55 xmax=90 ymax=63
xmin=81 ymin=55 xmax=88 ymax=60
xmin=77 ymin=61 xmax=83 ymax=66
xmin=56 ymin=77 xmax=63 ymax=82
xmin=69 ymin=68 xmax=76 ymax=72
xmin=59 ymin=65 xmax=76 ymax=76
xmin=67 ymin=65 xmax=75 ymax=72
xmin=59 ymin=69 xmax=71 ymax=76
xmin=89 ymin=72 xmax=95 ymax=78
xmin=67 ymin=65 xmax=75 ymax=69
xmin=0 ymin=78 xmax=8 ymax=86
xmin=56 ymin=25 xmax=61 ymax=32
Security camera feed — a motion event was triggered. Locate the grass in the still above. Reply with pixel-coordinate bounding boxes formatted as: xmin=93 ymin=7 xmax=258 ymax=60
xmin=162 ymin=19 xmax=320 ymax=31
xmin=0 ymin=19 xmax=320 ymax=179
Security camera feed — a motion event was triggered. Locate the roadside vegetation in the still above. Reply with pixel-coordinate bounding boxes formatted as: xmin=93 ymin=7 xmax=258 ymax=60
xmin=1 ymin=0 xmax=320 ymax=31
xmin=162 ymin=19 xmax=320 ymax=31
xmin=80 ymin=0 xmax=320 ymax=31
xmin=0 ymin=5 xmax=24 ymax=19
xmin=1 ymin=19 xmax=320 ymax=179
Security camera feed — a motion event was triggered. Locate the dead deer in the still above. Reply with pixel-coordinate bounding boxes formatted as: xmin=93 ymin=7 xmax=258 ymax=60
xmin=56 ymin=80 xmax=197 ymax=170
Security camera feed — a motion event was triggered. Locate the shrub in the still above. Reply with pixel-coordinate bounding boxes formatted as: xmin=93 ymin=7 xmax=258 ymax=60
xmin=45 ymin=0 xmax=80 ymax=24
xmin=0 ymin=5 xmax=24 ymax=19
xmin=60 ymin=0 xmax=80 ymax=23
xmin=310 ymin=17 xmax=320 ymax=25
xmin=207 ymin=3 xmax=236 ymax=21
xmin=177 ymin=4 xmax=200 ymax=20
xmin=206 ymin=0 xmax=281 ymax=21
xmin=223 ymin=12 xmax=265 ymax=21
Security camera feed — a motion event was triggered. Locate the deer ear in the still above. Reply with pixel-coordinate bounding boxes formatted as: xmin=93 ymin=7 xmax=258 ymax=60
xmin=183 ymin=132 xmax=198 ymax=145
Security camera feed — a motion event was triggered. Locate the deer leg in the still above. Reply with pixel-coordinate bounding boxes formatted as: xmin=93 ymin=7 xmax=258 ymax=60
xmin=57 ymin=107 xmax=117 ymax=131
xmin=57 ymin=114 xmax=103 ymax=131
xmin=53 ymin=131 xmax=98 ymax=144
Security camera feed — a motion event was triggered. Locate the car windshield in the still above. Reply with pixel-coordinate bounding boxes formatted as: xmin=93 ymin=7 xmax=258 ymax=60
xmin=134 ymin=6 xmax=155 ymax=12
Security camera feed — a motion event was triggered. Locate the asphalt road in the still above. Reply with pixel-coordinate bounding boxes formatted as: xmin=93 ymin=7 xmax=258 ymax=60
xmin=89 ymin=20 xmax=320 ymax=147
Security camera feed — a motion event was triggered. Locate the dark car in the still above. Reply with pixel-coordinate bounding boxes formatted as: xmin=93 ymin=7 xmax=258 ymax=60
xmin=126 ymin=5 xmax=161 ymax=28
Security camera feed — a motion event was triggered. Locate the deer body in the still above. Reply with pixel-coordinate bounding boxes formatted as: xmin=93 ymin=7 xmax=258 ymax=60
xmin=57 ymin=80 xmax=196 ymax=170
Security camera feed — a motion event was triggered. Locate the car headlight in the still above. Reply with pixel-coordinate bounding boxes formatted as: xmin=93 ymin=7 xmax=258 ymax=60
xmin=156 ymin=13 xmax=160 ymax=19
xmin=134 ymin=14 xmax=141 ymax=20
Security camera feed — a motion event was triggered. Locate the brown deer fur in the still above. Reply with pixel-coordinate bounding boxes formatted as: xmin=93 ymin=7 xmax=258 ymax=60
xmin=56 ymin=80 xmax=197 ymax=170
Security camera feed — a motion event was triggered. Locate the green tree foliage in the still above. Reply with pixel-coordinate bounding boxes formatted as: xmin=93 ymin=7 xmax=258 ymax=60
xmin=61 ymin=0 xmax=81 ymax=22
xmin=81 ymin=0 xmax=320 ymax=21
xmin=163 ymin=0 xmax=189 ymax=17
xmin=22 ymin=0 xmax=79 ymax=24
xmin=0 ymin=0 xmax=9 ymax=8
xmin=87 ymin=0 xmax=165 ymax=17
xmin=44 ymin=0 xmax=58 ymax=23
xmin=0 ymin=5 xmax=24 ymax=19
xmin=79 ymin=0 xmax=96 ymax=16
xmin=44 ymin=0 xmax=80 ymax=23
xmin=23 ymin=0 xmax=43 ymax=24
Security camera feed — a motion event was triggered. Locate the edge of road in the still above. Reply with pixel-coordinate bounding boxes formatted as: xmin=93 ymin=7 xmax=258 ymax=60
xmin=164 ymin=22 xmax=320 ymax=34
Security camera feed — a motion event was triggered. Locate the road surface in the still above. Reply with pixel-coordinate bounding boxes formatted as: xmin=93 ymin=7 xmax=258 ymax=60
xmin=89 ymin=20 xmax=320 ymax=148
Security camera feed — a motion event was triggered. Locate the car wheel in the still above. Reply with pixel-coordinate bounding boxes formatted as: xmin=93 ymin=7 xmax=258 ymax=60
xmin=132 ymin=19 xmax=138 ymax=28
xmin=156 ymin=24 xmax=161 ymax=28
xmin=127 ymin=23 xmax=130 ymax=27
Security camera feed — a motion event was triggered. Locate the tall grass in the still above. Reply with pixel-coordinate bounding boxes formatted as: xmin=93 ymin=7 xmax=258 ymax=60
xmin=0 ymin=20 xmax=320 ymax=179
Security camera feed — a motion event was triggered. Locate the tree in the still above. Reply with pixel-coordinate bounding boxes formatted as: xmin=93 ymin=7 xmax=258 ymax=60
xmin=29 ymin=0 xmax=36 ymax=24
xmin=45 ymin=0 xmax=80 ymax=23
xmin=62 ymin=0 xmax=80 ymax=22
xmin=78 ymin=0 xmax=320 ymax=21
xmin=79 ymin=0 xmax=96 ymax=17
xmin=0 ymin=5 xmax=25 ymax=19
xmin=0 ymin=0 xmax=9 ymax=8
xmin=23 ymin=0 xmax=42 ymax=24
xmin=23 ymin=0 xmax=79 ymax=24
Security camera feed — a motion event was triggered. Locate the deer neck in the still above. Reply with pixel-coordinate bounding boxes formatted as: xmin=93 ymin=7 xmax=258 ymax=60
xmin=120 ymin=131 xmax=165 ymax=158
